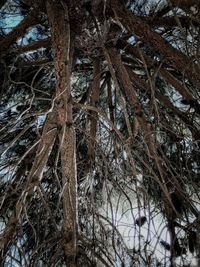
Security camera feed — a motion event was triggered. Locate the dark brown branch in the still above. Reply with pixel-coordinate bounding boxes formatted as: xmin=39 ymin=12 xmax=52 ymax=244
xmin=142 ymin=16 xmax=199 ymax=28
xmin=119 ymin=40 xmax=196 ymax=101
xmin=111 ymin=0 xmax=200 ymax=88
xmin=126 ymin=67 xmax=200 ymax=140
xmin=0 ymin=9 xmax=42 ymax=54
xmin=16 ymin=38 xmax=51 ymax=54
xmin=85 ymin=58 xmax=101 ymax=173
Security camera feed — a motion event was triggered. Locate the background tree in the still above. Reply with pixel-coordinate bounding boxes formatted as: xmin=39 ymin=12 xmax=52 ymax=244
xmin=0 ymin=0 xmax=200 ymax=266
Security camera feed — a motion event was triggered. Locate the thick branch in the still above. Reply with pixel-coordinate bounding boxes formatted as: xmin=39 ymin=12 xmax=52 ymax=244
xmin=111 ymin=0 xmax=200 ymax=88
xmin=46 ymin=1 xmax=77 ymax=266
xmin=16 ymin=38 xmax=51 ymax=54
xmin=143 ymin=16 xmax=199 ymax=28
xmin=119 ymin=40 xmax=196 ymax=101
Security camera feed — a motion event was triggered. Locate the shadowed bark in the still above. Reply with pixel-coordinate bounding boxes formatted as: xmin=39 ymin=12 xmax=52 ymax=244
xmin=0 ymin=111 xmax=57 ymax=261
xmin=110 ymin=0 xmax=200 ymax=88
xmin=46 ymin=1 xmax=77 ymax=265
xmin=0 ymin=9 xmax=42 ymax=54
xmin=86 ymin=58 xmax=101 ymax=172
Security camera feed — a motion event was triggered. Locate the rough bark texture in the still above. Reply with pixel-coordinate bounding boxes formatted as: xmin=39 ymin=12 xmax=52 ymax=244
xmin=119 ymin=40 xmax=196 ymax=101
xmin=46 ymin=1 xmax=77 ymax=265
xmin=111 ymin=0 xmax=200 ymax=88
xmin=17 ymin=38 xmax=51 ymax=54
xmin=104 ymin=46 xmax=181 ymax=222
xmin=0 ymin=112 xmax=57 ymax=259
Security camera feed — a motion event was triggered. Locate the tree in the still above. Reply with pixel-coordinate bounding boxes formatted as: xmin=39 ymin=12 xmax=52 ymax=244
xmin=0 ymin=0 xmax=200 ymax=266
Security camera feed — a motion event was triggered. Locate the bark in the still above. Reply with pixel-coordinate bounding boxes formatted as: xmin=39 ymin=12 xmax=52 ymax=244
xmin=104 ymin=46 xmax=181 ymax=217
xmin=46 ymin=1 xmax=77 ymax=266
xmin=105 ymin=47 xmax=190 ymax=266
xmin=21 ymin=58 xmax=50 ymax=66
xmin=86 ymin=58 xmax=101 ymax=171
xmin=107 ymin=75 xmax=115 ymax=123
xmin=104 ymin=47 xmax=160 ymax=168
xmin=159 ymin=69 xmax=195 ymax=101
xmin=1 ymin=2 xmax=78 ymax=265
xmin=16 ymin=38 xmax=51 ymax=54
xmin=0 ymin=9 xmax=42 ymax=54
xmin=119 ymin=40 xmax=197 ymax=101
xmin=142 ymin=16 xmax=199 ymax=28
xmin=0 ymin=112 xmax=57 ymax=259
xmin=125 ymin=67 xmax=199 ymax=138
xmin=105 ymin=48 xmax=150 ymax=144
xmin=110 ymin=0 xmax=200 ymax=88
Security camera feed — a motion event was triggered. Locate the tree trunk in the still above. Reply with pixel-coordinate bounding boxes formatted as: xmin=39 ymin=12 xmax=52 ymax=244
xmin=46 ymin=1 xmax=77 ymax=266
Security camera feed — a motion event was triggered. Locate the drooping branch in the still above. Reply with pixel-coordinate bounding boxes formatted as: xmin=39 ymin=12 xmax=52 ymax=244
xmin=107 ymin=74 xmax=115 ymax=123
xmin=86 ymin=58 xmax=101 ymax=172
xmin=0 ymin=112 xmax=57 ymax=259
xmin=118 ymin=40 xmax=197 ymax=101
xmin=0 ymin=9 xmax=43 ymax=54
xmin=125 ymin=67 xmax=200 ymax=140
xmin=111 ymin=0 xmax=200 ymax=88
xmin=104 ymin=46 xmax=182 ymax=218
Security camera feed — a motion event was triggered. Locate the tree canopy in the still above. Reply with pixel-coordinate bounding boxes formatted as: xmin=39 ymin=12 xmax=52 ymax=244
xmin=0 ymin=0 xmax=200 ymax=266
